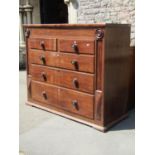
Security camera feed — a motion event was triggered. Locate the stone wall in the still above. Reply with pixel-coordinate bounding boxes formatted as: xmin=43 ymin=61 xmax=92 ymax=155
xmin=77 ymin=0 xmax=135 ymax=46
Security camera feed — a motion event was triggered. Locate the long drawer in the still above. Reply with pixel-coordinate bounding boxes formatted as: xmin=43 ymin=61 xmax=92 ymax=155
xmin=30 ymin=64 xmax=94 ymax=94
xmin=31 ymin=81 xmax=94 ymax=119
xmin=29 ymin=50 xmax=94 ymax=73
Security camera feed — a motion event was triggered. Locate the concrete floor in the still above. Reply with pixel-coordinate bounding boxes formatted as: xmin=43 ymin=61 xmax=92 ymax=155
xmin=19 ymin=71 xmax=135 ymax=155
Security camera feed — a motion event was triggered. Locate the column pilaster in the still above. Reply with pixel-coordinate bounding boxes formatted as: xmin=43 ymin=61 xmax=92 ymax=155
xmin=23 ymin=0 xmax=33 ymax=24
xmin=19 ymin=5 xmax=25 ymax=48
xmin=64 ymin=0 xmax=78 ymax=24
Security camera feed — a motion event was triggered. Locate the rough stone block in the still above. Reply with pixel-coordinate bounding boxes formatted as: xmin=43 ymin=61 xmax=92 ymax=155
xmin=77 ymin=0 xmax=135 ymax=45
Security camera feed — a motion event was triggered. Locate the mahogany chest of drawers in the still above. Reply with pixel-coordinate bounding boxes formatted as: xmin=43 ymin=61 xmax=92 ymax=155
xmin=24 ymin=24 xmax=130 ymax=131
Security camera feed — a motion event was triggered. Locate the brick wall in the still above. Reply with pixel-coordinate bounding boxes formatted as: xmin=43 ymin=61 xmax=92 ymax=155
xmin=77 ymin=0 xmax=135 ymax=46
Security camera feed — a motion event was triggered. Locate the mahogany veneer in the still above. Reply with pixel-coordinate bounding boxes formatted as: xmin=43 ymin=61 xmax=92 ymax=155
xmin=24 ymin=24 xmax=131 ymax=132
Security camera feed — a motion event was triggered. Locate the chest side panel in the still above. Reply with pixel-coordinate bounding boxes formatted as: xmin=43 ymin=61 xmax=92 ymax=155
xmin=104 ymin=25 xmax=130 ymax=125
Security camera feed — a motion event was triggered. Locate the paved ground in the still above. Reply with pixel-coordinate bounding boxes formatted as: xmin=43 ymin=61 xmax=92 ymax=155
xmin=19 ymin=71 xmax=135 ymax=155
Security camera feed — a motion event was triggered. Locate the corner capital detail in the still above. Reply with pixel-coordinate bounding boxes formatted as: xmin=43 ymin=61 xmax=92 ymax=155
xmin=25 ymin=29 xmax=30 ymax=38
xmin=95 ymin=29 xmax=104 ymax=40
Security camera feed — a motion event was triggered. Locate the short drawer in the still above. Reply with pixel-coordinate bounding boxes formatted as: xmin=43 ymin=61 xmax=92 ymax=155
xmin=31 ymin=81 xmax=58 ymax=106
xmin=59 ymin=39 xmax=95 ymax=54
xmin=30 ymin=64 xmax=59 ymax=85
xmin=59 ymin=53 xmax=95 ymax=73
xmin=59 ymin=88 xmax=94 ymax=119
xmin=29 ymin=38 xmax=57 ymax=51
xmin=59 ymin=70 xmax=94 ymax=94
xmin=29 ymin=50 xmax=59 ymax=67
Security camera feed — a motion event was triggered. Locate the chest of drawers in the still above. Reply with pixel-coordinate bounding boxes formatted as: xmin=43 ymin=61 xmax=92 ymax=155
xmin=24 ymin=24 xmax=130 ymax=132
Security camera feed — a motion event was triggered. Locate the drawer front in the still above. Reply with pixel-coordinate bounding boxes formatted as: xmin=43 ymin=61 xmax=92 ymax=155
xmin=59 ymin=53 xmax=94 ymax=73
xmin=29 ymin=50 xmax=59 ymax=67
xmin=30 ymin=65 xmax=59 ymax=85
xmin=29 ymin=38 xmax=57 ymax=51
xmin=59 ymin=70 xmax=94 ymax=93
xmin=29 ymin=51 xmax=94 ymax=73
xmin=30 ymin=65 xmax=94 ymax=94
xmin=59 ymin=39 xmax=95 ymax=54
xmin=59 ymin=88 xmax=94 ymax=119
xmin=31 ymin=81 xmax=58 ymax=106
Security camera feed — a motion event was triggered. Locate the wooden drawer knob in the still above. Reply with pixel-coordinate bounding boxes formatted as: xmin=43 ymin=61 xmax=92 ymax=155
xmin=72 ymin=78 xmax=79 ymax=88
xmin=72 ymin=41 xmax=78 ymax=52
xmin=40 ymin=55 xmax=46 ymax=64
xmin=42 ymin=91 xmax=47 ymax=99
xmin=71 ymin=60 xmax=77 ymax=65
xmin=71 ymin=60 xmax=78 ymax=70
xmin=40 ymin=41 xmax=45 ymax=48
xmin=41 ymin=72 xmax=47 ymax=81
xmin=72 ymin=100 xmax=78 ymax=110
xmin=71 ymin=60 xmax=78 ymax=69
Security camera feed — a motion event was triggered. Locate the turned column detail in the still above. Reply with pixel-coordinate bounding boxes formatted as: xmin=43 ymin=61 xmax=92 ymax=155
xmin=64 ymin=0 xmax=78 ymax=24
xmin=19 ymin=5 xmax=25 ymax=48
xmin=23 ymin=0 xmax=33 ymax=24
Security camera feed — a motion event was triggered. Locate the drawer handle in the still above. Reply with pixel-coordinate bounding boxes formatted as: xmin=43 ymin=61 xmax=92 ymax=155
xmin=72 ymin=78 xmax=79 ymax=88
xmin=71 ymin=60 xmax=78 ymax=69
xmin=72 ymin=42 xmax=78 ymax=52
xmin=40 ymin=41 xmax=45 ymax=48
xmin=72 ymin=100 xmax=79 ymax=110
xmin=71 ymin=60 xmax=77 ymax=65
xmin=41 ymin=72 xmax=47 ymax=81
xmin=42 ymin=91 xmax=47 ymax=99
xmin=71 ymin=60 xmax=79 ymax=70
xmin=40 ymin=55 xmax=46 ymax=64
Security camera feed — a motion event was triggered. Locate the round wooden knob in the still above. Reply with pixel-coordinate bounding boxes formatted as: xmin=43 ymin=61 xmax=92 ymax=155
xmin=40 ymin=41 xmax=45 ymax=47
xmin=72 ymin=100 xmax=78 ymax=110
xmin=42 ymin=91 xmax=47 ymax=99
xmin=71 ymin=60 xmax=77 ymax=65
xmin=41 ymin=72 xmax=47 ymax=81
xmin=72 ymin=78 xmax=79 ymax=88
xmin=71 ymin=60 xmax=78 ymax=70
xmin=72 ymin=42 xmax=78 ymax=52
xmin=40 ymin=55 xmax=46 ymax=64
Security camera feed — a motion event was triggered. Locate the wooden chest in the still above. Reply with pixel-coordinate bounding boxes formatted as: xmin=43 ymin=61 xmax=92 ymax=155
xmin=24 ymin=24 xmax=131 ymax=132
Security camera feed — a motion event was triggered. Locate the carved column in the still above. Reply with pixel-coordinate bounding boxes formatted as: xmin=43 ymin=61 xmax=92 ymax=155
xmin=64 ymin=0 xmax=78 ymax=23
xmin=19 ymin=5 xmax=25 ymax=48
xmin=23 ymin=0 xmax=33 ymax=24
